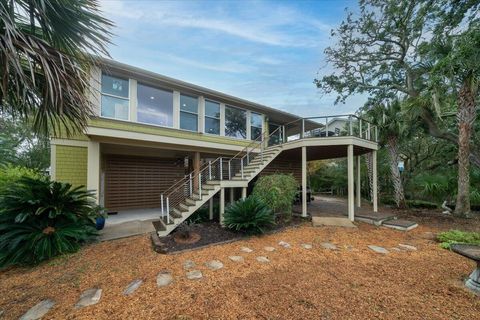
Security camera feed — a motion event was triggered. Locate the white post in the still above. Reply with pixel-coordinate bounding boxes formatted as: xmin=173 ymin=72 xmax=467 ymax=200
xmin=301 ymin=119 xmax=305 ymax=139
xmin=220 ymin=188 xmax=225 ymax=226
xmin=301 ymin=146 xmax=307 ymax=217
xmin=189 ymin=173 xmax=192 ymax=195
xmin=166 ymin=197 xmax=170 ymax=224
xmin=219 ymin=157 xmax=223 ymax=180
xmin=160 ymin=194 xmax=164 ymax=219
xmin=347 ymin=144 xmax=355 ymax=221
xmin=241 ymin=187 xmax=247 ymax=200
xmin=325 ymin=117 xmax=329 ymax=137
xmin=198 ymin=173 xmax=202 ymax=200
xmin=208 ymin=161 xmax=212 ymax=180
xmin=372 ymin=150 xmax=378 ymax=212
xmin=209 ymin=198 xmax=214 ymax=220
xmin=349 ymin=116 xmax=353 ymax=135
xmin=87 ymin=141 xmax=100 ymax=203
xmin=356 ymin=156 xmax=361 ymax=208
xmin=241 ymin=159 xmax=244 ymax=179
xmin=228 ymin=161 xmax=231 ymax=179
xmin=230 ymin=188 xmax=235 ymax=204
xmin=359 ymin=119 xmax=363 ymax=139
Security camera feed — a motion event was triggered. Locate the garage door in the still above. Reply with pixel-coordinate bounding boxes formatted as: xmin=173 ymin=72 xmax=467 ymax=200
xmin=105 ymin=155 xmax=186 ymax=211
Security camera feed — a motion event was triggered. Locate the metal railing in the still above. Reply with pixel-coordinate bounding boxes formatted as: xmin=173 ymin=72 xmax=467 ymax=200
xmin=159 ymin=114 xmax=378 ymax=223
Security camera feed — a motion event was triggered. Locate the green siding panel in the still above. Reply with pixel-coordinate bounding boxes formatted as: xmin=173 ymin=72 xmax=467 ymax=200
xmin=89 ymin=118 xmax=251 ymax=147
xmin=55 ymin=145 xmax=88 ymax=188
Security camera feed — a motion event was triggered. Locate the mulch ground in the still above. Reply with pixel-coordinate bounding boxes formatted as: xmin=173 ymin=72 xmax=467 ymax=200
xmin=0 ymin=212 xmax=479 ymax=319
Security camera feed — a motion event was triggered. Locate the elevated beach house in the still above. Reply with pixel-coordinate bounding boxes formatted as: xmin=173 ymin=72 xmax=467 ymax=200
xmin=50 ymin=59 xmax=379 ymax=238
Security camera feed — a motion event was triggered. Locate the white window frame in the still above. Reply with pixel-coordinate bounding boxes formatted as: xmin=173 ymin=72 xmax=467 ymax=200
xmin=250 ymin=112 xmax=263 ymax=141
xmin=100 ymin=73 xmax=130 ymax=121
xmin=204 ymin=99 xmax=221 ymax=135
xmin=179 ymin=93 xmax=199 ymax=132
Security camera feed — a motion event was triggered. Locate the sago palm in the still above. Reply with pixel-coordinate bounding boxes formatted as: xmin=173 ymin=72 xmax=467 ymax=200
xmin=0 ymin=0 xmax=113 ymax=137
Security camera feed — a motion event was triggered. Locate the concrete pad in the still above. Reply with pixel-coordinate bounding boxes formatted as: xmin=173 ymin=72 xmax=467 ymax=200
xmin=264 ymin=246 xmax=276 ymax=252
xmin=256 ymin=256 xmax=270 ymax=263
xmin=157 ymin=271 xmax=173 ymax=287
xmin=368 ymin=245 xmax=389 ymax=254
xmin=383 ymin=219 xmax=418 ymax=231
xmin=75 ymin=289 xmax=102 ymax=308
xmin=186 ymin=270 xmax=203 ymax=280
xmin=229 ymin=256 xmax=244 ymax=262
xmin=355 ymin=212 xmax=396 ymax=226
xmin=312 ymin=216 xmax=356 ymax=228
xmin=20 ymin=299 xmax=55 ymax=320
xmin=321 ymin=242 xmax=338 ymax=250
xmin=398 ymin=244 xmax=418 ymax=251
xmin=240 ymin=247 xmax=253 ymax=253
xmin=123 ymin=279 xmax=143 ymax=295
xmin=99 ymin=219 xmax=156 ymax=241
xmin=205 ymin=260 xmax=224 ymax=270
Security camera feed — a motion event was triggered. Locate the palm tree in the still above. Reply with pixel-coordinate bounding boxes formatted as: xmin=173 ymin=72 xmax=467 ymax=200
xmin=366 ymin=100 xmax=408 ymax=208
xmin=0 ymin=0 xmax=113 ymax=137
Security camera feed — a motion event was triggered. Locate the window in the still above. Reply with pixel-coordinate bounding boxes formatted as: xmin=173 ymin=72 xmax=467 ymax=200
xmin=225 ymin=106 xmax=246 ymax=139
xmin=137 ymin=84 xmax=173 ymax=127
xmin=250 ymin=112 xmax=263 ymax=140
xmin=101 ymin=74 xmax=129 ymax=120
xmin=180 ymin=94 xmax=198 ymax=131
xmin=205 ymin=100 xmax=220 ymax=135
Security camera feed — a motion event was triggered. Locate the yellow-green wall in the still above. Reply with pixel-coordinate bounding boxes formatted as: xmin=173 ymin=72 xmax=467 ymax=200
xmin=55 ymin=145 xmax=88 ymax=187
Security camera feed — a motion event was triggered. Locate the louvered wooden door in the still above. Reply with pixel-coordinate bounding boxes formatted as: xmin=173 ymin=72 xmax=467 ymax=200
xmin=105 ymin=155 xmax=185 ymax=211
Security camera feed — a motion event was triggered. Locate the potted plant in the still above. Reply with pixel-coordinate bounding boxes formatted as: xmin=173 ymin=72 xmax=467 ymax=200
xmin=92 ymin=205 xmax=108 ymax=230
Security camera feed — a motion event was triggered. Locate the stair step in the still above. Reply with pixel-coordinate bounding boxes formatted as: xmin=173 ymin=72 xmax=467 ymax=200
xmin=152 ymin=220 xmax=166 ymax=231
xmin=206 ymin=180 xmax=221 ymax=185
xmin=203 ymin=184 xmax=217 ymax=190
xmin=185 ymin=198 xmax=197 ymax=206
xmin=161 ymin=216 xmax=175 ymax=225
xmin=172 ymin=208 xmax=184 ymax=218
xmin=180 ymin=203 xmax=194 ymax=211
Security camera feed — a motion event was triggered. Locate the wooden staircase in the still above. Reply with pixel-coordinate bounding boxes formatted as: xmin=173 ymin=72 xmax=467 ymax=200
xmin=155 ymin=145 xmax=283 ymax=236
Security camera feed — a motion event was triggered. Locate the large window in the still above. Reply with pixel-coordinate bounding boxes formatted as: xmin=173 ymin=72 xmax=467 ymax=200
xmin=180 ymin=94 xmax=198 ymax=131
xmin=101 ymin=74 xmax=129 ymax=120
xmin=250 ymin=112 xmax=263 ymax=140
xmin=205 ymin=100 xmax=220 ymax=135
xmin=225 ymin=106 xmax=246 ymax=139
xmin=137 ymin=84 xmax=173 ymax=127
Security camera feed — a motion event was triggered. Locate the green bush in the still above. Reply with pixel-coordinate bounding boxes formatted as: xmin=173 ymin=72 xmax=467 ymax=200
xmin=224 ymin=196 xmax=275 ymax=234
xmin=252 ymin=174 xmax=298 ymax=214
xmin=437 ymin=230 xmax=480 ymax=249
xmin=0 ymin=177 xmax=99 ymax=267
xmin=0 ymin=164 xmax=42 ymax=194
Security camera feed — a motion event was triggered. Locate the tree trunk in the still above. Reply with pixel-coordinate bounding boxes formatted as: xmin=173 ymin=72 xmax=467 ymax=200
xmin=365 ymin=152 xmax=374 ymax=202
xmin=454 ymin=77 xmax=476 ymax=217
xmin=386 ymin=136 xmax=407 ymax=208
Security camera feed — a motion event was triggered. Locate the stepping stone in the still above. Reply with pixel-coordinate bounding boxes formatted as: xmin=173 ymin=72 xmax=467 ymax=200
xmin=368 ymin=245 xmax=389 ymax=254
xmin=278 ymin=241 xmax=291 ymax=248
xmin=123 ymin=279 xmax=143 ymax=296
xmin=186 ymin=270 xmax=203 ymax=280
xmin=382 ymin=219 xmax=418 ymax=231
xmin=240 ymin=246 xmax=253 ymax=253
xmin=75 ymin=289 xmax=102 ymax=308
xmin=321 ymin=242 xmax=337 ymax=250
xmin=390 ymin=247 xmax=402 ymax=252
xmin=157 ymin=271 xmax=173 ymax=287
xmin=264 ymin=246 xmax=276 ymax=252
xmin=256 ymin=256 xmax=270 ymax=263
xmin=301 ymin=244 xmax=313 ymax=250
xmin=20 ymin=299 xmax=55 ymax=320
xmin=205 ymin=260 xmax=224 ymax=270
xmin=229 ymin=255 xmax=244 ymax=262
xmin=183 ymin=260 xmax=195 ymax=269
xmin=399 ymin=244 xmax=417 ymax=251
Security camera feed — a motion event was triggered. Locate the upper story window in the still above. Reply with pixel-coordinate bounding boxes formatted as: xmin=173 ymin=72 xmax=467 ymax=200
xmin=180 ymin=94 xmax=198 ymax=131
xmin=250 ymin=112 xmax=263 ymax=140
xmin=101 ymin=74 xmax=129 ymax=120
xmin=137 ymin=83 xmax=173 ymax=127
xmin=205 ymin=100 xmax=220 ymax=135
xmin=225 ymin=106 xmax=246 ymax=139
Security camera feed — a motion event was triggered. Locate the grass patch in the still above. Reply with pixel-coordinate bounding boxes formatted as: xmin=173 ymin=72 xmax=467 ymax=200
xmin=437 ymin=230 xmax=480 ymax=249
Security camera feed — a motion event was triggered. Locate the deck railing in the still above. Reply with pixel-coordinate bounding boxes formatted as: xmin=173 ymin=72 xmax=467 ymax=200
xmin=159 ymin=114 xmax=378 ymax=223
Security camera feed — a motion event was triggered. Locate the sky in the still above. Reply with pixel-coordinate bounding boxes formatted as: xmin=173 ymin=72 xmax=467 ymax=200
xmin=99 ymin=0 xmax=365 ymax=118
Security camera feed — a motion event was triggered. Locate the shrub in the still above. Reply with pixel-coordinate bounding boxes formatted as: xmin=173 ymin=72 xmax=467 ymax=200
xmin=0 ymin=164 xmax=42 ymax=194
xmin=0 ymin=177 xmax=99 ymax=267
xmin=252 ymin=174 xmax=298 ymax=214
xmin=224 ymin=196 xmax=275 ymax=234
xmin=437 ymin=230 xmax=480 ymax=249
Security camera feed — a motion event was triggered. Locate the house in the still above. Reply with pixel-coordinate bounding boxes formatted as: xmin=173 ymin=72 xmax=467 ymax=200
xmin=50 ymin=58 xmax=379 ymax=238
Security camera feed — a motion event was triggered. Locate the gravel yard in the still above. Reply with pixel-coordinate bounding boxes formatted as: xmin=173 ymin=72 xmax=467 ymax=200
xmin=0 ymin=219 xmax=479 ymax=319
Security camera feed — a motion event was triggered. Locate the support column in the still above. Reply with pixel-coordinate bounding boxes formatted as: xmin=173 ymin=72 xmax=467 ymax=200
xmin=193 ymin=151 xmax=200 ymax=188
xmin=301 ymin=146 xmax=307 ymax=217
xmin=87 ymin=141 xmax=101 ymax=204
xmin=347 ymin=144 xmax=355 ymax=221
xmin=220 ymin=188 xmax=225 ymax=226
xmin=209 ymin=198 xmax=214 ymax=220
xmin=230 ymin=188 xmax=235 ymax=204
xmin=372 ymin=150 xmax=378 ymax=212
xmin=356 ymin=156 xmax=361 ymax=208
xmin=241 ymin=187 xmax=247 ymax=199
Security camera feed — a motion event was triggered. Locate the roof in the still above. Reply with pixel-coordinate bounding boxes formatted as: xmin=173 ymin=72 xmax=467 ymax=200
xmin=96 ymin=57 xmax=303 ymax=125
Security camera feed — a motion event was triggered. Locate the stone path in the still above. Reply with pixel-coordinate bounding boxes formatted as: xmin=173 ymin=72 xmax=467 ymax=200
xmin=16 ymin=239 xmax=421 ymax=319
xmin=186 ymin=270 xmax=203 ymax=280
xmin=123 ymin=279 xmax=143 ymax=296
xmin=157 ymin=271 xmax=173 ymax=287
xmin=368 ymin=245 xmax=389 ymax=254
xmin=19 ymin=299 xmax=55 ymax=320
xmin=75 ymin=289 xmax=102 ymax=308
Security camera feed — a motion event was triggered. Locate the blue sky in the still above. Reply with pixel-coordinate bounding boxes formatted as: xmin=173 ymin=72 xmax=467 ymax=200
xmin=99 ymin=0 xmax=364 ymax=117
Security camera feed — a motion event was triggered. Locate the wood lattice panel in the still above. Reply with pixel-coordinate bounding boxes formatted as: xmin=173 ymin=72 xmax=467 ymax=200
xmin=105 ymin=155 xmax=185 ymax=211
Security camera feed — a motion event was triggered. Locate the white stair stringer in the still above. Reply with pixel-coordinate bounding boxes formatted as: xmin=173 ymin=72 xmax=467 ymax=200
xmin=156 ymin=145 xmax=283 ymax=237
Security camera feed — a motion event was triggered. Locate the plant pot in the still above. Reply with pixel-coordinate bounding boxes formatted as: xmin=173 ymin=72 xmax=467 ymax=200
xmin=95 ymin=217 xmax=106 ymax=230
